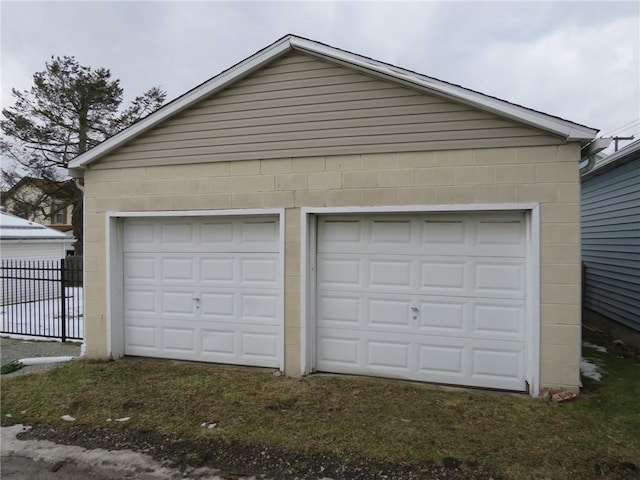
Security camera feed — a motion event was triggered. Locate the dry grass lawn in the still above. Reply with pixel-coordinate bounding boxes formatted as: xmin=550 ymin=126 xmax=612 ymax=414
xmin=2 ymin=333 xmax=639 ymax=479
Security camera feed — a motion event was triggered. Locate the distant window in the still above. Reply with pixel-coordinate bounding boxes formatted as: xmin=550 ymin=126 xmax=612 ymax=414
xmin=52 ymin=204 xmax=65 ymax=224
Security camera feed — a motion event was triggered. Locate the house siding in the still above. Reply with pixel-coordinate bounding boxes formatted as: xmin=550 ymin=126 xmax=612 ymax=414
xmin=582 ymin=157 xmax=640 ymax=332
xmin=95 ymin=53 xmax=564 ymax=169
xmin=83 ymin=143 xmax=583 ymax=392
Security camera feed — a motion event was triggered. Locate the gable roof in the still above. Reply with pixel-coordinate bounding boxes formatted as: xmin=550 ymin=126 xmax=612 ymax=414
xmin=2 ymin=177 xmax=75 ymax=201
xmin=69 ymin=34 xmax=598 ymax=172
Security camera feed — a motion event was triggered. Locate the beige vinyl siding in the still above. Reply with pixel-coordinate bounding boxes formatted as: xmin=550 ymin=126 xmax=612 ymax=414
xmin=96 ymin=53 xmax=564 ymax=169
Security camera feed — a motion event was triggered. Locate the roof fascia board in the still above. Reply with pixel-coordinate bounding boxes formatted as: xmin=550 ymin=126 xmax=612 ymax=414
xmin=69 ymin=37 xmax=293 ymax=170
xmin=289 ymin=37 xmax=597 ymax=142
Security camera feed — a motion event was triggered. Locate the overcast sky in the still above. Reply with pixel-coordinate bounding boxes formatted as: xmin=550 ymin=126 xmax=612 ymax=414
xmin=1 ymin=1 xmax=639 ymax=156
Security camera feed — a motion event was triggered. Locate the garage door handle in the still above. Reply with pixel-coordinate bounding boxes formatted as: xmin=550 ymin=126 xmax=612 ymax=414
xmin=411 ymin=307 xmax=419 ymax=312
xmin=193 ymin=297 xmax=200 ymax=302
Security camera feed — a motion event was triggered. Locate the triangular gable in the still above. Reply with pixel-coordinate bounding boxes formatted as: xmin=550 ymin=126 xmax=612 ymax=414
xmin=69 ymin=35 xmax=598 ymax=172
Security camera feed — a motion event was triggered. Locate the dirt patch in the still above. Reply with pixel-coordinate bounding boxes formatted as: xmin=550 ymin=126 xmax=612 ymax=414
xmin=19 ymin=423 xmax=498 ymax=480
xmin=582 ymin=327 xmax=640 ymax=361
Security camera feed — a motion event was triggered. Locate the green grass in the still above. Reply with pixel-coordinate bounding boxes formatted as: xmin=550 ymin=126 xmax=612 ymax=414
xmin=2 ymin=344 xmax=639 ymax=479
xmin=0 ymin=361 xmax=23 ymax=375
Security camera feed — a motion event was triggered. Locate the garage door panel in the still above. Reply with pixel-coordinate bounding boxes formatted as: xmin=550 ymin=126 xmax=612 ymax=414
xmin=318 ymin=214 xmax=525 ymax=257
xmin=241 ymin=330 xmax=279 ymax=360
xmin=123 ymin=216 xmax=281 ymax=368
xmin=420 ymin=260 xmax=467 ymax=292
xmin=421 ymin=219 xmax=466 ymax=246
xmin=474 ymin=260 xmax=525 ymax=298
xmin=319 ymin=219 xmax=362 ymax=246
xmin=124 ymin=256 xmax=156 ymax=281
xmin=201 ymin=329 xmax=236 ymax=355
xmin=370 ymin=219 xmax=413 ymax=245
xmin=163 ymin=328 xmax=195 ymax=352
xmin=418 ymin=299 xmax=466 ymax=332
xmin=198 ymin=325 xmax=279 ymax=367
xmin=162 ymin=291 xmax=196 ymax=315
xmin=241 ymin=293 xmax=279 ymax=321
xmin=316 ymin=212 xmax=528 ymax=392
xmin=321 ymin=255 xmax=525 ymax=299
xmin=201 ymin=290 xmax=280 ymax=325
xmin=369 ymin=298 xmax=411 ymax=327
xmin=418 ymin=343 xmax=465 ymax=376
xmin=317 ymin=334 xmax=360 ymax=366
xmin=471 ymin=345 xmax=524 ymax=385
xmin=367 ymin=339 xmax=411 ymax=371
xmin=240 ymin=219 xmax=279 ymax=245
xmin=161 ymin=257 xmax=195 ymax=281
xmin=161 ymin=222 xmax=194 ymax=244
xmin=318 ymin=295 xmax=361 ymax=324
xmin=123 ymin=222 xmax=155 ymax=247
xmin=472 ymin=301 xmax=525 ymax=338
xmin=318 ymin=292 xmax=412 ymax=330
xmin=201 ymin=221 xmax=234 ymax=244
xmin=124 ymin=216 xmax=279 ymax=253
xmin=369 ymin=260 xmax=412 ymax=289
xmin=318 ymin=257 xmax=362 ymax=287
xmin=317 ymin=328 xmax=525 ymax=390
xmin=241 ymin=257 xmax=279 ymax=285
xmin=201 ymin=258 xmax=235 ymax=282
xmin=125 ymin=325 xmax=157 ymax=350
xmin=200 ymin=292 xmax=235 ymax=317
xmin=475 ymin=219 xmax=526 ymax=256
xmin=124 ymin=289 xmax=157 ymax=314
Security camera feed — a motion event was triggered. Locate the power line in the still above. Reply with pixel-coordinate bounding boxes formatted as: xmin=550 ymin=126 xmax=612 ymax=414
xmin=614 ymin=121 xmax=640 ymax=136
xmin=601 ymin=117 xmax=640 ymax=137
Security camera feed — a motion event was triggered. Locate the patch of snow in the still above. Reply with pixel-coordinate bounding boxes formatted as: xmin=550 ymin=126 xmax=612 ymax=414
xmin=581 ymin=357 xmax=603 ymax=381
xmin=0 ymin=287 xmax=83 ymax=339
xmin=60 ymin=415 xmax=76 ymax=422
xmin=114 ymin=417 xmax=130 ymax=423
xmin=583 ymin=342 xmax=607 ymax=353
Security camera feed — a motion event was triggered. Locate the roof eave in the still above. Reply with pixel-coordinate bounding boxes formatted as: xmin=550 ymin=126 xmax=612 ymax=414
xmin=288 ymin=37 xmax=598 ymax=143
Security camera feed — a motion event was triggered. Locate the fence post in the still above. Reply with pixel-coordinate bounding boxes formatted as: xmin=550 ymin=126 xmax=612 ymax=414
xmin=60 ymin=258 xmax=66 ymax=342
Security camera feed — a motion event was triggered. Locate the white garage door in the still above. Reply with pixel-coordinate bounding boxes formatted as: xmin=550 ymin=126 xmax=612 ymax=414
xmin=123 ymin=216 xmax=281 ymax=368
xmin=316 ymin=212 xmax=529 ymax=391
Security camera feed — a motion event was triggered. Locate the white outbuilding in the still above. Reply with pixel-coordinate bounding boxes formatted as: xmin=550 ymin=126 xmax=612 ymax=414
xmin=0 ymin=211 xmax=75 ymax=260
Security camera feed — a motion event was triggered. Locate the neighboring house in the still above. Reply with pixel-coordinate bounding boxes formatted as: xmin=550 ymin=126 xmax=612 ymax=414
xmin=68 ymin=35 xmax=599 ymax=395
xmin=581 ymin=139 xmax=640 ymax=345
xmin=1 ymin=177 xmax=75 ymax=234
xmin=0 ymin=211 xmax=75 ymax=304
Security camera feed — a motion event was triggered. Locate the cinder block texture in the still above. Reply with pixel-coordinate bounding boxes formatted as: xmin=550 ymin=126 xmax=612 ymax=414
xmin=83 ymin=143 xmax=581 ymax=391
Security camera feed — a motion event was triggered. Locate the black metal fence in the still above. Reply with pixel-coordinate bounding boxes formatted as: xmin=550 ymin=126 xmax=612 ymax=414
xmin=0 ymin=258 xmax=83 ymax=341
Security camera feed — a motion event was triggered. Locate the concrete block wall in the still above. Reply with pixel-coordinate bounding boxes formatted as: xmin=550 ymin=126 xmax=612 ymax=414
xmin=83 ymin=143 xmax=582 ymax=391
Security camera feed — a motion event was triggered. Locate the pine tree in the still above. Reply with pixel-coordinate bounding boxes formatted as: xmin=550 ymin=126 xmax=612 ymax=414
xmin=1 ymin=56 xmax=166 ymax=254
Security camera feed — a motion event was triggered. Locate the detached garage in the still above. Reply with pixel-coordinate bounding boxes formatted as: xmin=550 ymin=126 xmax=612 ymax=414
xmin=69 ymin=35 xmax=598 ymax=395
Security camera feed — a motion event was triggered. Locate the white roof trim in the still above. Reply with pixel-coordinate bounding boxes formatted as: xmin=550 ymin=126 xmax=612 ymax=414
xmin=69 ymin=35 xmax=598 ymax=170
